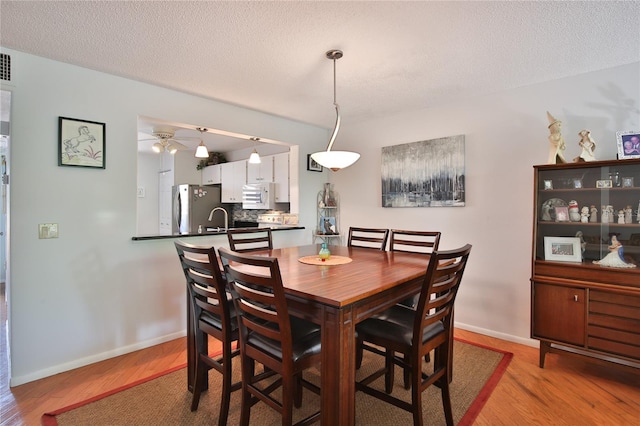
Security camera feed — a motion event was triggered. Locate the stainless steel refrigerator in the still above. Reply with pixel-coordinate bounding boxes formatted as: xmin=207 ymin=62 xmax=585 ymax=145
xmin=172 ymin=184 xmax=226 ymax=234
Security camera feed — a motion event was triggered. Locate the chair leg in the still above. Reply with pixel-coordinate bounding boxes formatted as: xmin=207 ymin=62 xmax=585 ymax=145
xmin=218 ymin=344 xmax=233 ymax=426
xmin=239 ymin=356 xmax=254 ymax=426
xmin=190 ymin=355 xmax=203 ymax=411
xmin=294 ymin=373 xmax=303 ymax=408
xmin=411 ymin=361 xmax=424 ymax=426
xmin=403 ymin=353 xmax=410 ymax=390
xmin=384 ymin=349 xmax=395 ymax=394
xmin=282 ymin=373 xmax=294 ymax=426
xmin=441 ymin=374 xmax=454 ymax=426
xmin=356 ymin=337 xmax=364 ymax=369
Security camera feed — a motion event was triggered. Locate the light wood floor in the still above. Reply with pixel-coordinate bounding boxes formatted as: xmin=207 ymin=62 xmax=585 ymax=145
xmin=2 ymin=283 xmax=639 ymax=425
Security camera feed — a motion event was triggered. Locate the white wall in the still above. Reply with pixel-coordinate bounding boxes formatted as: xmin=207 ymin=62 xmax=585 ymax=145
xmin=2 ymin=48 xmax=329 ymax=385
xmin=3 ymin=46 xmax=638 ymax=384
xmin=332 ymin=62 xmax=640 ymax=343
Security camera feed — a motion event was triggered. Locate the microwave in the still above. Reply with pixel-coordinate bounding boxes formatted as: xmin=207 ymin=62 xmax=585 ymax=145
xmin=242 ymin=183 xmax=277 ymax=210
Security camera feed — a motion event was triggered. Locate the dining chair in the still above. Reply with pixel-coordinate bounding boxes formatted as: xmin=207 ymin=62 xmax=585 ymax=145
xmin=174 ymin=241 xmax=241 ymax=426
xmin=347 ymin=227 xmax=390 ymax=250
xmin=218 ymin=247 xmax=322 ymax=426
xmin=227 ymin=227 xmax=273 ymax=252
xmin=357 ymin=230 xmax=442 ymax=389
xmin=355 ymin=244 xmax=472 ymax=426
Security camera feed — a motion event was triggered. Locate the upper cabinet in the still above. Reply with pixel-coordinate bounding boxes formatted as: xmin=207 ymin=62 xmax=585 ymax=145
xmin=247 ymin=156 xmax=274 ymax=183
xmin=201 ymin=164 xmax=222 ymax=185
xmin=221 ymin=160 xmax=246 ymax=203
xmin=273 ymin=152 xmax=290 ymax=202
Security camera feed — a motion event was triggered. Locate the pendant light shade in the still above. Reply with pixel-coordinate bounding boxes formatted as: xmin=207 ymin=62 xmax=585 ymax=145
xmin=249 ymin=149 xmax=261 ymax=164
xmin=310 ymin=49 xmax=360 ymax=172
xmin=248 ymin=137 xmax=261 ymax=164
xmin=194 ymin=127 xmax=210 ymax=158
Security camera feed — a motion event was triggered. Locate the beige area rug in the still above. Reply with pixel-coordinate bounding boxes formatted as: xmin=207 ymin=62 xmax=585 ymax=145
xmin=42 ymin=339 xmax=512 ymax=426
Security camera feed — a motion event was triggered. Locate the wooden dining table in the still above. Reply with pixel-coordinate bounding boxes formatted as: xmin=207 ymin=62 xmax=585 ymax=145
xmin=185 ymin=243 xmax=430 ymax=424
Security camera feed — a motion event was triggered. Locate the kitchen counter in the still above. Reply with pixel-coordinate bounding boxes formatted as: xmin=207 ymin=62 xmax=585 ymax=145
xmin=131 ymin=226 xmax=305 ymax=241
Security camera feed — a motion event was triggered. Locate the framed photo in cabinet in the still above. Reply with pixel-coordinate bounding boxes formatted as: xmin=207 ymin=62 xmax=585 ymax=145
xmin=544 ymin=236 xmax=582 ymax=262
xmin=622 ymin=177 xmax=634 ymax=188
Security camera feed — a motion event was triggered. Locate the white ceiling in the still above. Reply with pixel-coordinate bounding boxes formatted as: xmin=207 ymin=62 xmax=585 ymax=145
xmin=2 ymin=1 xmax=639 ymax=152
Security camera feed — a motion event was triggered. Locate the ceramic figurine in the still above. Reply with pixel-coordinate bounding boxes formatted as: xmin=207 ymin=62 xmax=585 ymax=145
xmin=568 ymin=200 xmax=581 ymax=222
xmin=546 ymin=111 xmax=567 ymax=164
xmin=589 ymin=205 xmax=598 ymax=223
xmin=580 ymin=206 xmax=590 ymax=223
xmin=625 ymin=205 xmax=633 ymax=224
xmin=601 ymin=205 xmax=609 ymax=223
xmin=574 ymin=129 xmax=597 ymax=162
xmin=618 ymin=210 xmax=625 ymax=224
xmin=541 ymin=203 xmax=552 ymax=221
xmin=593 ymin=235 xmax=636 ymax=268
xmin=575 ymin=231 xmax=586 ymax=259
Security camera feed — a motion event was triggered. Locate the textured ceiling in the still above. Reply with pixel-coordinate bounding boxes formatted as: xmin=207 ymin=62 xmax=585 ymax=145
xmin=1 ymin=1 xmax=639 ymax=148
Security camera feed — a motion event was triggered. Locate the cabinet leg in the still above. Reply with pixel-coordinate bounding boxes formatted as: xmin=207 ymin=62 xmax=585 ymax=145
xmin=539 ymin=341 xmax=550 ymax=368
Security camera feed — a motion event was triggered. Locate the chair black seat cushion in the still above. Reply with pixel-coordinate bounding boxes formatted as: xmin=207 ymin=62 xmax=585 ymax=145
xmin=247 ymin=317 xmax=321 ymax=362
xmin=200 ymin=307 xmax=238 ymax=333
xmin=357 ymin=305 xmax=444 ymax=347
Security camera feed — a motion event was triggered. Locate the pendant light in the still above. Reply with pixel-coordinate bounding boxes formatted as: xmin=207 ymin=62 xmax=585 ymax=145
xmin=248 ymin=137 xmax=261 ymax=164
xmin=310 ymin=49 xmax=360 ymax=172
xmin=194 ymin=127 xmax=210 ymax=158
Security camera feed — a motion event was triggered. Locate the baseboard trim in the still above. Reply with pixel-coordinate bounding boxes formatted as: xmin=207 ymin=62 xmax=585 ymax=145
xmin=9 ymin=330 xmax=186 ymax=386
xmin=455 ymin=322 xmax=539 ymax=348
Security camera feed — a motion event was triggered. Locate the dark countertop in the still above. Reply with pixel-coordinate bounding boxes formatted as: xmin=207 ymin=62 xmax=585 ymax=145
xmin=131 ymin=226 xmax=305 ymax=241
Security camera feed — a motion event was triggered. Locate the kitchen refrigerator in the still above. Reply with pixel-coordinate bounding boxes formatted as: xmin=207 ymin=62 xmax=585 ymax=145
xmin=172 ymin=184 xmax=226 ymax=234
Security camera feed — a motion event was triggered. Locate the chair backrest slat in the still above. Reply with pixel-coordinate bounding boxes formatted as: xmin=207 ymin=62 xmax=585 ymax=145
xmin=390 ymin=229 xmax=441 ymax=254
xmin=348 ymin=227 xmax=390 ymax=250
xmin=227 ymin=228 xmax=273 ymax=252
xmin=175 ymin=240 xmax=232 ymax=331
xmin=218 ymin=247 xmax=293 ymax=365
xmin=414 ymin=244 xmax=472 ymax=340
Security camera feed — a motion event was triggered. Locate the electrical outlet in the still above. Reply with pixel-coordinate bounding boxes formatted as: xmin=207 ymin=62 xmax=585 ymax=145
xmin=137 ymin=187 xmax=145 ymax=198
xmin=39 ymin=223 xmax=59 ymax=239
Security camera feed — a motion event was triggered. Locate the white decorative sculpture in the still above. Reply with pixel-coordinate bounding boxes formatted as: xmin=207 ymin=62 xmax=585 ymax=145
xmin=624 ymin=205 xmax=633 ymax=224
xmin=580 ymin=206 xmax=590 ymax=223
xmin=575 ymin=129 xmax=597 ymax=162
xmin=547 ymin=111 xmax=567 ymax=164
xmin=589 ymin=205 xmax=598 ymax=223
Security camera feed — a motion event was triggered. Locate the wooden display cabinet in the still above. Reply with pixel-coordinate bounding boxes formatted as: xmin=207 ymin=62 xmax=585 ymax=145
xmin=531 ymin=159 xmax=640 ymax=370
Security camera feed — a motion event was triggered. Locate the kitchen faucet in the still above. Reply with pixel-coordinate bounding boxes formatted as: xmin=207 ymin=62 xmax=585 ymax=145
xmin=208 ymin=207 xmax=229 ymax=231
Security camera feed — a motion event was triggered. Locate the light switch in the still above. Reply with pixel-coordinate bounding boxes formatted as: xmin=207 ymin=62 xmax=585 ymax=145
xmin=137 ymin=187 xmax=146 ymax=198
xmin=39 ymin=223 xmax=59 ymax=239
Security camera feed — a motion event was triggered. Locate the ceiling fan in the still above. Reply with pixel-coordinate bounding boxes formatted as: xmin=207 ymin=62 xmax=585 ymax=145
xmin=138 ymin=128 xmax=199 ymax=154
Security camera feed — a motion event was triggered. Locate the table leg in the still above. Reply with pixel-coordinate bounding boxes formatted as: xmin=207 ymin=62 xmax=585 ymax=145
xmin=321 ymin=305 xmax=356 ymax=425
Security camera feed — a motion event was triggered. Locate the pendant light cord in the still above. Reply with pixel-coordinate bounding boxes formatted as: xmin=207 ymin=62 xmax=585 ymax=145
xmin=326 ymin=54 xmax=341 ymax=152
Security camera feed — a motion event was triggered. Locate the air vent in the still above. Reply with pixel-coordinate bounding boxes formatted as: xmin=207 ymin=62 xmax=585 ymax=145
xmin=0 ymin=54 xmax=10 ymax=81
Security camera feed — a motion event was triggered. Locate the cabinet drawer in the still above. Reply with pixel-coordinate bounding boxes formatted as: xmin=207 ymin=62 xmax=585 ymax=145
xmin=590 ymin=290 xmax=640 ymax=308
xmin=587 ymin=335 xmax=640 ymax=360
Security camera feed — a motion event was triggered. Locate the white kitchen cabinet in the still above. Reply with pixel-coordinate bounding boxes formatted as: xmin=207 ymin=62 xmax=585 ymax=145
xmin=201 ymin=164 xmax=222 ymax=185
xmin=247 ymin=156 xmax=273 ymax=183
xmin=272 ymin=152 xmax=289 ymax=202
xmin=221 ymin=160 xmax=247 ymax=203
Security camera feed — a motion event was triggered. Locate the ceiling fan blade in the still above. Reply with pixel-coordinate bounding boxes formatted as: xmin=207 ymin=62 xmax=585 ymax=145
xmin=168 ymin=139 xmax=188 ymax=150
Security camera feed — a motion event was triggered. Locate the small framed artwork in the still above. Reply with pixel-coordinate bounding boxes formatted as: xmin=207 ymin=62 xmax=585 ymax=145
xmin=554 ymin=206 xmax=570 ymax=222
xmin=596 ymin=179 xmax=613 ymax=189
xmin=59 ymin=117 xmax=106 ymax=169
xmin=544 ymin=236 xmax=582 ymax=263
xmin=543 ymin=180 xmax=553 ymax=190
xmin=319 ymin=216 xmax=337 ymax=234
xmin=573 ymin=179 xmax=583 ymax=189
xmin=307 ymin=154 xmax=323 ymax=172
xmin=622 ymin=177 xmax=634 ymax=188
xmin=616 ymin=130 xmax=640 ymax=160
